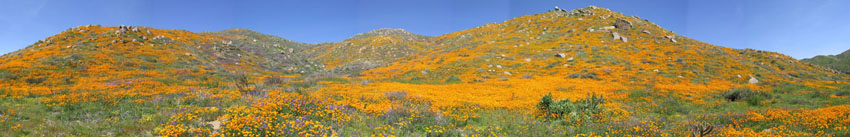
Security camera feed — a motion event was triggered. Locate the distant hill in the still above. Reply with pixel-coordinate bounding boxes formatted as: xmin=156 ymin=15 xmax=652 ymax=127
xmin=305 ymin=28 xmax=432 ymax=75
xmin=802 ymin=49 xmax=850 ymax=74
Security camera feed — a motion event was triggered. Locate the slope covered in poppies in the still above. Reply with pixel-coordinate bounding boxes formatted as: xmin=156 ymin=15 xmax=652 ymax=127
xmin=0 ymin=6 xmax=849 ymax=137
xmin=306 ymin=28 xmax=433 ymax=74
xmin=362 ymin=6 xmax=843 ymax=86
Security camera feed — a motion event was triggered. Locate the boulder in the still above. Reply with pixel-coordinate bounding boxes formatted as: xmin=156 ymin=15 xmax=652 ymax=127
xmin=207 ymin=120 xmax=222 ymax=131
xmin=748 ymin=76 xmax=759 ymax=84
xmin=612 ymin=32 xmax=621 ymax=40
xmin=556 ymin=53 xmax=567 ymax=58
xmin=600 ymin=26 xmax=616 ymax=30
xmin=614 ymin=18 xmax=632 ymax=30
xmin=666 ymin=35 xmax=678 ymax=43
xmin=499 ymin=76 xmax=510 ymax=81
xmin=361 ymin=80 xmax=369 ymax=86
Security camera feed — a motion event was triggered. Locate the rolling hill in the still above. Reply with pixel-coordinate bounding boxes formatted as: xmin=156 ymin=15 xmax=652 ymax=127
xmin=362 ymin=6 xmax=843 ymax=85
xmin=305 ymin=28 xmax=432 ymax=74
xmin=802 ymin=49 xmax=850 ymax=74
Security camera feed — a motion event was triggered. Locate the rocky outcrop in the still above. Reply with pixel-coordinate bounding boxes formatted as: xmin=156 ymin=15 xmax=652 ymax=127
xmin=614 ymin=18 xmax=632 ymax=30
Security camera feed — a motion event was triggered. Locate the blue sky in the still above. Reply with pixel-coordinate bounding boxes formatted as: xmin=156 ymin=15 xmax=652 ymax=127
xmin=0 ymin=0 xmax=848 ymax=59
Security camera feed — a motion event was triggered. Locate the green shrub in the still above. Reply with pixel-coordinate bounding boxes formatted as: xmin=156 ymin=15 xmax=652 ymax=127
xmin=723 ymin=88 xmax=752 ymax=101
xmin=568 ymin=73 xmax=597 ymax=79
xmin=445 ymin=75 xmax=462 ymax=83
xmin=537 ymin=93 xmax=605 ymax=120
xmin=537 ymin=93 xmax=554 ymax=111
xmin=723 ymin=88 xmax=770 ymax=106
xmin=0 ymin=71 xmax=17 ymax=80
xmin=25 ymin=77 xmax=46 ymax=84
xmin=836 ymin=90 xmax=850 ymax=96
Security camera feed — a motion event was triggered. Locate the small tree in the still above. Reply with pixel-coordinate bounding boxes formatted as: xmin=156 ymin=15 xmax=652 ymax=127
xmin=232 ymin=72 xmax=264 ymax=95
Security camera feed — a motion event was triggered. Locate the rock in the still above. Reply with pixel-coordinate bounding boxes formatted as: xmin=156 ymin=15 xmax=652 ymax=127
xmin=621 ymin=36 xmax=628 ymax=42
xmin=524 ymin=58 xmax=531 ymax=62
xmin=748 ymin=76 xmax=759 ymax=84
xmin=614 ymin=18 xmax=633 ymax=30
xmin=553 ymin=6 xmax=566 ymax=12
xmin=567 ymin=57 xmax=574 ymax=61
xmin=762 ymin=128 xmax=772 ymax=133
xmin=600 ymin=26 xmax=616 ymax=30
xmin=556 ymin=53 xmax=567 ymax=58
xmin=666 ymin=35 xmax=678 ymax=43
xmin=642 ymin=30 xmax=651 ymax=34
xmin=653 ymin=69 xmax=659 ymax=72
xmin=612 ymin=32 xmax=621 ymax=40
xmin=499 ymin=76 xmax=510 ymax=81
xmin=521 ymin=75 xmax=532 ymax=79
xmin=504 ymin=71 xmax=512 ymax=75
xmin=207 ymin=120 xmax=222 ymax=131
xmin=675 ymin=58 xmax=686 ymax=65
xmin=361 ymin=80 xmax=369 ymax=86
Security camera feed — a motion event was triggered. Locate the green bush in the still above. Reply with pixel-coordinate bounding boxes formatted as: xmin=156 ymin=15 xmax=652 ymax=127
xmin=0 ymin=71 xmax=18 ymax=80
xmin=723 ymin=88 xmax=770 ymax=106
xmin=537 ymin=93 xmax=605 ymax=120
xmin=25 ymin=77 xmax=46 ymax=84
xmin=567 ymin=73 xmax=598 ymax=80
xmin=445 ymin=75 xmax=462 ymax=83
xmin=723 ymin=88 xmax=751 ymax=101
xmin=836 ymin=90 xmax=850 ymax=96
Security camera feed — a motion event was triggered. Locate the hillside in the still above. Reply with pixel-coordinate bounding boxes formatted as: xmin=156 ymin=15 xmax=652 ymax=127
xmin=363 ymin=6 xmax=842 ymax=85
xmin=0 ymin=6 xmax=849 ymax=137
xmin=0 ymin=25 xmax=322 ymax=103
xmin=305 ymin=28 xmax=432 ymax=74
xmin=802 ymin=49 xmax=850 ymax=74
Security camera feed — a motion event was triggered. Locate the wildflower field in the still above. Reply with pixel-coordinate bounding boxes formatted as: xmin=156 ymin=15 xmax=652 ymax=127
xmin=0 ymin=6 xmax=849 ymax=137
